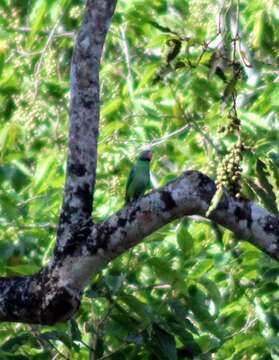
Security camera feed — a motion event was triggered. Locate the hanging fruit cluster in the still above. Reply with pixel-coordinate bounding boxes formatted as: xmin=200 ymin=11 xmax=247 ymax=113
xmin=227 ymin=109 xmax=241 ymax=133
xmin=216 ymin=139 xmax=244 ymax=198
xmin=218 ymin=108 xmax=241 ymax=134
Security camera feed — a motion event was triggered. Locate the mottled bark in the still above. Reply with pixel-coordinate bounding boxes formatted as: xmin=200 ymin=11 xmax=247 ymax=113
xmin=0 ymin=0 xmax=278 ymax=325
xmin=0 ymin=171 xmax=278 ymax=324
xmin=0 ymin=0 xmax=118 ymax=325
xmin=57 ymin=0 xmax=117 ymax=250
xmin=91 ymin=171 xmax=279 ymax=263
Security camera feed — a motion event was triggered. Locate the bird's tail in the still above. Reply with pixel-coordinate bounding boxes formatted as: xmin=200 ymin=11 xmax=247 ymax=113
xmin=124 ymin=194 xmax=129 ymax=206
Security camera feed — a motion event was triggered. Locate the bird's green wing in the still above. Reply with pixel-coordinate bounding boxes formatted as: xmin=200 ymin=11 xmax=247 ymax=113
xmin=125 ymin=165 xmax=136 ymax=203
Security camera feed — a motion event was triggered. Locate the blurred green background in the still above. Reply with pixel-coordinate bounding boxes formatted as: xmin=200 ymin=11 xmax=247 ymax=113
xmin=0 ymin=0 xmax=278 ymax=358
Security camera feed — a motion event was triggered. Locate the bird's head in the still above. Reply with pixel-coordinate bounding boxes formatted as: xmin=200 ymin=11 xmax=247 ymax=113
xmin=139 ymin=149 xmax=153 ymax=161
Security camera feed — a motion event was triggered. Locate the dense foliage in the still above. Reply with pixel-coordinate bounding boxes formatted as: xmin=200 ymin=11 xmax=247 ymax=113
xmin=0 ymin=0 xmax=278 ymax=358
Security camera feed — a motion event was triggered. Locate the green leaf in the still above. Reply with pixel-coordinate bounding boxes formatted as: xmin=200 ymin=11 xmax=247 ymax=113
xmin=0 ymin=352 xmax=30 ymax=360
xmin=168 ymin=321 xmax=202 ymax=356
xmin=0 ymin=123 xmax=9 ymax=156
xmin=138 ymin=64 xmax=158 ymax=89
xmin=256 ymin=159 xmax=277 ymax=208
xmin=216 ymin=333 xmax=266 ymax=359
xmin=110 ymin=310 xmax=139 ymax=334
xmin=206 ymin=186 xmax=224 ymax=217
xmin=101 ymin=98 xmax=122 ymax=118
xmin=105 ymin=274 xmax=125 ymax=293
xmin=28 ymin=0 xmax=56 ymax=46
xmin=267 ymin=155 xmax=279 ymax=210
xmin=148 ymin=257 xmax=181 ymax=283
xmin=33 ymin=154 xmax=57 ymax=193
xmin=0 ymin=53 xmax=5 ymax=78
xmin=95 ymin=337 xmax=104 ymax=359
xmin=246 ymin=179 xmax=278 ymax=215
xmin=0 ymin=74 xmax=18 ymax=94
xmin=40 ymin=331 xmax=73 ymax=349
xmin=5 ymin=264 xmax=40 ymax=275
xmin=1 ymin=333 xmax=33 ymax=352
xmin=199 ymin=277 xmax=222 ymax=305
xmin=190 ymin=259 xmax=214 ymax=278
xmin=176 ymin=223 xmax=194 ymax=256
xmin=220 ymin=301 xmax=243 ymax=317
xmin=186 ymin=285 xmax=224 ymax=338
xmin=0 ymin=122 xmax=21 ymax=158
xmin=252 ymin=11 xmax=275 ymax=53
xmin=149 ymin=323 xmax=177 ymax=360
xmin=120 ymin=293 xmax=149 ymax=321
xmin=69 ymin=319 xmax=82 ymax=342
xmin=42 ymin=235 xmax=56 ymax=265
xmin=0 ymin=193 xmax=19 ymax=220
xmin=10 ymin=163 xmax=30 ymax=191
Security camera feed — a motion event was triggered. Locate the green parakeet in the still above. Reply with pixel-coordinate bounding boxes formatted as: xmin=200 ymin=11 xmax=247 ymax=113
xmin=125 ymin=150 xmax=152 ymax=204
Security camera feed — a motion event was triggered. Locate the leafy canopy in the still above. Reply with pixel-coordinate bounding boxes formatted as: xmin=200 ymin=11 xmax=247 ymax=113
xmin=0 ymin=0 xmax=278 ymax=358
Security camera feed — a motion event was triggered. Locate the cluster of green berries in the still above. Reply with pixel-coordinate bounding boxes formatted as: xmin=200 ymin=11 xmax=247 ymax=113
xmin=219 ymin=105 xmax=242 ymax=134
xmin=216 ymin=140 xmax=244 ymax=198
xmin=227 ymin=112 xmax=241 ymax=132
xmin=218 ymin=114 xmax=241 ymax=134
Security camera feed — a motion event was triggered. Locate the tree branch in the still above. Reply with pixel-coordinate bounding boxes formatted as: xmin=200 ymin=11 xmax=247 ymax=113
xmin=0 ymin=171 xmax=278 ymax=324
xmin=88 ymin=171 xmax=279 ymax=266
xmin=57 ymin=0 xmax=117 ymax=249
xmin=0 ymin=0 xmax=117 ymax=326
xmin=0 ymin=0 xmax=278 ymax=326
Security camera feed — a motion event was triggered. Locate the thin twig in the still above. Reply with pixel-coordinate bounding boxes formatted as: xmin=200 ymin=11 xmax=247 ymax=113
xmin=0 ymin=222 xmax=56 ymax=230
xmin=120 ymin=25 xmax=134 ymax=98
xmin=238 ymin=41 xmax=252 ymax=68
xmin=232 ymin=0 xmax=240 ymax=63
xmin=128 ymin=283 xmax=171 ymax=290
xmin=150 ymin=123 xmax=190 ymax=147
xmin=5 ymin=26 xmax=75 ymax=38
xmin=196 ymin=30 xmax=222 ymax=66
xmin=33 ymin=20 xmax=60 ymax=98
xmin=170 ymin=85 xmax=221 ymax=156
